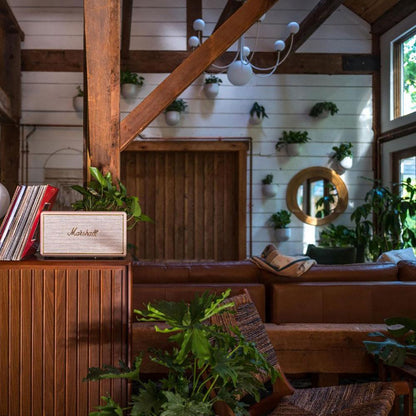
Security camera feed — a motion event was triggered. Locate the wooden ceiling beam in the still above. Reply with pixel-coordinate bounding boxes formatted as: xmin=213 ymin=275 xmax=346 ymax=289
xmin=0 ymin=85 xmax=12 ymax=123
xmin=372 ymin=0 xmax=416 ymax=35
xmin=119 ymin=0 xmax=279 ymax=151
xmin=121 ymin=0 xmax=133 ymax=65
xmin=0 ymin=0 xmax=24 ymax=40
xmin=213 ymin=0 xmax=243 ymax=33
xmin=288 ymin=0 xmax=345 ymax=52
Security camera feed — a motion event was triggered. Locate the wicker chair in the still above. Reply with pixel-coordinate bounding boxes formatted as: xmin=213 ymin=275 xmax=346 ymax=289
xmin=210 ymin=290 xmax=411 ymax=416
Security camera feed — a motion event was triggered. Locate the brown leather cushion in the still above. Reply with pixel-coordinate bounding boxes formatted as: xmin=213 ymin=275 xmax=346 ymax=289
xmin=397 ymin=260 xmax=416 ymax=281
xmin=133 ymin=283 xmax=266 ymax=321
xmin=132 ymin=261 xmax=261 ymax=284
xmin=270 ymin=281 xmax=416 ymax=324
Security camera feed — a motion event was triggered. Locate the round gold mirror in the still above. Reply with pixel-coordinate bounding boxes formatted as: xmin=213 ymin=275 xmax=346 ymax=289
xmin=286 ymin=167 xmax=348 ymax=226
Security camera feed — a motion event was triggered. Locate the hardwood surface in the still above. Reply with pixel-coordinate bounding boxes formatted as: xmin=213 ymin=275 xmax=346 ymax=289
xmin=122 ymin=140 xmax=248 ymax=261
xmin=0 ymin=260 xmax=131 ymax=416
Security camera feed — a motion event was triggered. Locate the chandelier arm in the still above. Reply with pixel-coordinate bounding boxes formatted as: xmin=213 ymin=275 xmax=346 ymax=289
xmin=250 ymin=52 xmax=281 ymax=72
xmin=210 ymin=48 xmax=240 ymax=70
xmin=276 ymin=34 xmax=295 ymax=66
xmin=247 ymin=21 xmax=261 ymax=63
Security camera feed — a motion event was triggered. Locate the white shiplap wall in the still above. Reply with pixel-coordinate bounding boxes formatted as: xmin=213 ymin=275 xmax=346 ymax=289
xmin=12 ymin=0 xmax=373 ymax=257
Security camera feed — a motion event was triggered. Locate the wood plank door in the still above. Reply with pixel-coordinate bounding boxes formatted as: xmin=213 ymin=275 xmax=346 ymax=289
xmin=121 ymin=139 xmax=248 ymax=261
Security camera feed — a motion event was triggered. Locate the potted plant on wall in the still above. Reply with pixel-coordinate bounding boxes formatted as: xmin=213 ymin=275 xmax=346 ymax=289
xmin=72 ymin=86 xmax=83 ymax=112
xmin=120 ymin=70 xmax=144 ymax=99
xmin=262 ymin=173 xmax=278 ymax=197
xmin=249 ymin=102 xmax=268 ymax=125
xmin=269 ymin=209 xmax=292 ymax=242
xmin=275 ymin=130 xmax=311 ymax=156
xmin=203 ymin=74 xmax=222 ymax=98
xmin=309 ymin=101 xmax=339 ymax=118
xmin=164 ymin=98 xmax=188 ymax=126
xmin=332 ymin=142 xmax=353 ymax=170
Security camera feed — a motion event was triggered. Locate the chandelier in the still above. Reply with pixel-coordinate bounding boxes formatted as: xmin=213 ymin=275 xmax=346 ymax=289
xmin=188 ymin=16 xmax=299 ymax=86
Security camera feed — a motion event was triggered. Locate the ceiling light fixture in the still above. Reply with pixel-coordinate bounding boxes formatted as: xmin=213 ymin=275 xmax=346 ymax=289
xmin=188 ymin=16 xmax=299 ymax=86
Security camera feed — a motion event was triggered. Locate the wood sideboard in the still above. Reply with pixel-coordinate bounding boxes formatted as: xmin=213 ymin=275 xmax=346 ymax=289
xmin=0 ymin=260 xmax=131 ymax=416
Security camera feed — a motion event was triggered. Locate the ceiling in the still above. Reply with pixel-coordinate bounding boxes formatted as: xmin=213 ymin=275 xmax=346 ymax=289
xmin=344 ymin=0 xmax=400 ymax=23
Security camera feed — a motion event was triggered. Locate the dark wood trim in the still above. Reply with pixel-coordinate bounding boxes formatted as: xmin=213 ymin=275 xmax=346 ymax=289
xmin=372 ymin=0 xmax=416 ymax=35
xmin=0 ymin=123 xmax=20 ymax=196
xmin=186 ymin=0 xmax=202 ymax=51
xmin=121 ymin=0 xmax=133 ymax=64
xmin=290 ymin=0 xmax=345 ymax=52
xmin=378 ymin=120 xmax=416 ymax=143
xmin=213 ymin=0 xmax=243 ymax=33
xmin=372 ymin=35 xmax=381 ymax=180
xmin=0 ymin=86 xmax=12 ymax=122
xmin=119 ymin=0 xmax=279 ymax=151
xmin=0 ymin=0 xmax=24 ymax=40
xmin=21 ymin=49 xmax=378 ymax=74
xmin=392 ymin=146 xmax=416 ymax=185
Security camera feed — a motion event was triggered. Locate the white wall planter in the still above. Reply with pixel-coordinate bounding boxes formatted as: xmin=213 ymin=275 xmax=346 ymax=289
xmin=203 ymin=83 xmax=219 ymax=98
xmin=339 ymin=156 xmax=353 ymax=170
xmin=286 ymin=143 xmax=302 ymax=156
xmin=165 ymin=111 xmax=181 ymax=126
xmin=121 ymin=83 xmax=140 ymax=99
xmin=72 ymin=96 xmax=83 ymax=112
xmin=275 ymin=228 xmax=291 ymax=242
xmin=262 ymin=184 xmax=278 ymax=198
xmin=249 ymin=114 xmax=263 ymax=125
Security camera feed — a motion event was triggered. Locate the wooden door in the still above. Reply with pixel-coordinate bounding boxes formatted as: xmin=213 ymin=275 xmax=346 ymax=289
xmin=121 ymin=139 xmax=248 ymax=261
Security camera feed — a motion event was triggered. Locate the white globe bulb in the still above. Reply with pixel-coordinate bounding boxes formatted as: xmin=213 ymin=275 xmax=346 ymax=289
xmin=0 ymin=183 xmax=10 ymax=218
xmin=188 ymin=36 xmax=200 ymax=48
xmin=274 ymin=40 xmax=285 ymax=51
xmin=227 ymin=60 xmax=253 ymax=86
xmin=288 ymin=21 xmax=299 ymax=34
xmin=193 ymin=19 xmax=205 ymax=32
xmin=242 ymin=46 xmax=251 ymax=57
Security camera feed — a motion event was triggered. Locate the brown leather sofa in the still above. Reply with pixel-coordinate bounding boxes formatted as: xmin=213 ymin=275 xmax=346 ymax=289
xmin=131 ymin=260 xmax=416 ymax=385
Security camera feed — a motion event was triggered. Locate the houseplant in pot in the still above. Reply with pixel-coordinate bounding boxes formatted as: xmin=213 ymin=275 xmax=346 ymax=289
xmin=249 ymin=102 xmax=268 ymax=125
xmin=164 ymin=98 xmax=188 ymax=126
xmin=275 ymin=130 xmax=311 ymax=156
xmin=203 ymin=74 xmax=222 ymax=98
xmin=332 ymin=142 xmax=353 ymax=170
xmin=120 ymin=70 xmax=144 ymax=99
xmin=85 ymin=290 xmax=277 ymax=416
xmin=269 ymin=209 xmax=292 ymax=242
xmin=73 ymin=85 xmax=84 ymax=112
xmin=262 ymin=173 xmax=278 ymax=197
xmin=309 ymin=101 xmax=339 ymax=118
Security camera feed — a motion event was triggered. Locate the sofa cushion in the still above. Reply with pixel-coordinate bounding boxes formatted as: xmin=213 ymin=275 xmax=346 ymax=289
xmin=397 ymin=260 xmax=416 ymax=281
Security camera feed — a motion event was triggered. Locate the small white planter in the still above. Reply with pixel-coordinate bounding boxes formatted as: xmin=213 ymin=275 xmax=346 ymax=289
xmin=249 ymin=114 xmax=263 ymax=125
xmin=73 ymin=96 xmax=83 ymax=112
xmin=203 ymin=83 xmax=219 ymax=98
xmin=286 ymin=143 xmax=302 ymax=156
xmin=262 ymin=184 xmax=278 ymax=198
xmin=165 ymin=111 xmax=181 ymax=126
xmin=275 ymin=228 xmax=291 ymax=242
xmin=339 ymin=156 xmax=353 ymax=170
xmin=121 ymin=83 xmax=140 ymax=99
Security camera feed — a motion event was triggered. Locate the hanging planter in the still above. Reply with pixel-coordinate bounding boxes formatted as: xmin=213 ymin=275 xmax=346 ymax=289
xmin=72 ymin=86 xmax=84 ymax=112
xmin=332 ymin=142 xmax=353 ymax=170
xmin=261 ymin=174 xmax=278 ymax=197
xmin=203 ymin=75 xmax=222 ymax=98
xmin=121 ymin=83 xmax=140 ymax=99
xmin=274 ymin=228 xmax=291 ymax=242
xmin=164 ymin=98 xmax=188 ymax=126
xmin=120 ymin=71 xmax=144 ymax=99
xmin=249 ymin=102 xmax=268 ymax=125
xmin=309 ymin=102 xmax=339 ymax=118
xmin=276 ymin=130 xmax=311 ymax=156
xmin=268 ymin=210 xmax=292 ymax=243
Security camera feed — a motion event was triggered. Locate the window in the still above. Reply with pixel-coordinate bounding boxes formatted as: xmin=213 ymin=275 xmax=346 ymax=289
xmin=393 ymin=29 xmax=416 ymax=118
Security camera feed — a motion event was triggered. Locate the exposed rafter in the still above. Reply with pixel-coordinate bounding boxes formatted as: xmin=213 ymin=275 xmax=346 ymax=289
xmin=288 ymin=0 xmax=345 ymax=52
xmin=213 ymin=0 xmax=243 ymax=33
xmin=119 ymin=0 xmax=279 ymax=151
xmin=0 ymin=0 xmax=24 ymax=40
xmin=372 ymin=0 xmax=416 ymax=35
xmin=121 ymin=0 xmax=133 ymax=64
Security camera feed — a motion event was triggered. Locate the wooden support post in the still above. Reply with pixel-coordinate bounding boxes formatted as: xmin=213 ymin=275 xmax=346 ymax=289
xmin=0 ymin=123 xmax=19 ymax=195
xmin=84 ymin=0 xmax=121 ymax=179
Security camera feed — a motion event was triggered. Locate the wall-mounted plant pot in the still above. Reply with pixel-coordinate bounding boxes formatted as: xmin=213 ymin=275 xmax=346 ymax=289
xmin=203 ymin=83 xmax=219 ymax=98
xmin=262 ymin=184 xmax=278 ymax=198
xmin=275 ymin=228 xmax=291 ymax=242
xmin=73 ymin=96 xmax=83 ymax=112
xmin=286 ymin=143 xmax=302 ymax=156
xmin=249 ymin=114 xmax=263 ymax=125
xmin=165 ymin=111 xmax=181 ymax=126
xmin=121 ymin=83 xmax=140 ymax=99
xmin=339 ymin=156 xmax=353 ymax=170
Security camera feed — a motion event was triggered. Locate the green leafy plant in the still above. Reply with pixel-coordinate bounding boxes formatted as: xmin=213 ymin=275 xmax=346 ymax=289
xmin=262 ymin=174 xmax=273 ymax=185
xmin=364 ymin=317 xmax=416 ymax=368
xmin=120 ymin=70 xmax=144 ymax=86
xmin=315 ymin=183 xmax=338 ymax=218
xmin=351 ymin=177 xmax=416 ymax=261
xmin=319 ymin=224 xmax=357 ymax=247
xmin=250 ymin=102 xmax=268 ymax=119
xmin=85 ymin=290 xmax=277 ymax=416
xmin=309 ymin=101 xmax=339 ymax=118
xmin=204 ymin=75 xmax=222 ymax=84
xmin=71 ymin=166 xmax=152 ymax=230
xmin=76 ymin=86 xmax=84 ymax=97
xmin=165 ymin=99 xmax=188 ymax=113
xmin=275 ymin=130 xmax=311 ymax=151
xmin=332 ymin=142 xmax=353 ymax=162
xmin=269 ymin=209 xmax=291 ymax=229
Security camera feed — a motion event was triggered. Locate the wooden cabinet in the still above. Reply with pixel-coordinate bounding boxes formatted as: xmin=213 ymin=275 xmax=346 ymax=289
xmin=0 ymin=260 xmax=131 ymax=416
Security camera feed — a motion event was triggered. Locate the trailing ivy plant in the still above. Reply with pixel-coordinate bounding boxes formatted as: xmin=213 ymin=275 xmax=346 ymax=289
xmin=275 ymin=130 xmax=311 ymax=151
xmin=71 ymin=166 xmax=152 ymax=230
xmin=120 ymin=70 xmax=145 ymax=86
xmin=85 ymin=290 xmax=277 ymax=416
xmin=250 ymin=102 xmax=268 ymax=119
xmin=309 ymin=101 xmax=339 ymax=117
